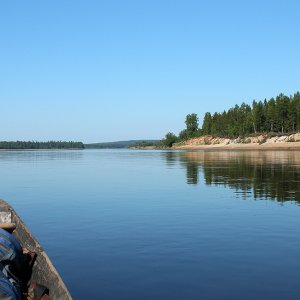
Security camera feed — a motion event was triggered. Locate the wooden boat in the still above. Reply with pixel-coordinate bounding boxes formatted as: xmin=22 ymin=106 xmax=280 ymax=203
xmin=0 ymin=199 xmax=72 ymax=300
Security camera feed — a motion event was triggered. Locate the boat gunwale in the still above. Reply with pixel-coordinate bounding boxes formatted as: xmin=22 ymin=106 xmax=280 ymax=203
xmin=0 ymin=199 xmax=72 ymax=300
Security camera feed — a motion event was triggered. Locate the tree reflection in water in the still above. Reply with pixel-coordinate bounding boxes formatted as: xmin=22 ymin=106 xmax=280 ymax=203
xmin=165 ymin=151 xmax=300 ymax=203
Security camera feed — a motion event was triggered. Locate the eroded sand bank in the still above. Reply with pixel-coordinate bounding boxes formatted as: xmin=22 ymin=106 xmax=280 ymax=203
xmin=173 ymin=133 xmax=300 ymax=150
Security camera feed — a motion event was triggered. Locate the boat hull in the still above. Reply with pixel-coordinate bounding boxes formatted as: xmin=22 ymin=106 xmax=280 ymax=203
xmin=0 ymin=199 xmax=72 ymax=300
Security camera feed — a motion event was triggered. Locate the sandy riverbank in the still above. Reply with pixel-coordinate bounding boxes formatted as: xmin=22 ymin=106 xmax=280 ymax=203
xmin=172 ymin=133 xmax=300 ymax=151
xmin=173 ymin=142 xmax=300 ymax=151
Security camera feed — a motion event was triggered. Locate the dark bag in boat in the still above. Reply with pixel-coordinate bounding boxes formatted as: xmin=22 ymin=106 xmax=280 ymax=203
xmin=0 ymin=228 xmax=23 ymax=300
xmin=0 ymin=270 xmax=21 ymax=300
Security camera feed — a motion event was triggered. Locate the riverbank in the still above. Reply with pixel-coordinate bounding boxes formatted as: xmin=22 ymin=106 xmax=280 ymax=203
xmin=172 ymin=133 xmax=300 ymax=150
xmin=173 ymin=142 xmax=300 ymax=151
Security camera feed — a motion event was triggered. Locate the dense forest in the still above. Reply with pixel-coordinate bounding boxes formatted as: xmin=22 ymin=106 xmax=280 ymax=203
xmin=0 ymin=141 xmax=84 ymax=149
xmin=161 ymin=91 xmax=300 ymax=147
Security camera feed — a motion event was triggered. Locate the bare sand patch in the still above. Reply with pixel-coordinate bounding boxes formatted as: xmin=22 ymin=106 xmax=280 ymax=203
xmin=173 ymin=134 xmax=300 ymax=151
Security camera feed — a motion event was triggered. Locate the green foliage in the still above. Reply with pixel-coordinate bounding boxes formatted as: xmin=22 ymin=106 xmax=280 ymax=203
xmin=295 ymin=92 xmax=300 ymax=130
xmin=131 ymin=141 xmax=159 ymax=148
xmin=161 ymin=132 xmax=178 ymax=147
xmin=178 ymin=129 xmax=189 ymax=141
xmin=85 ymin=140 xmax=159 ymax=149
xmin=185 ymin=113 xmax=199 ymax=136
xmin=266 ymin=98 xmax=276 ymax=132
xmin=201 ymin=91 xmax=300 ymax=138
xmin=202 ymin=112 xmax=212 ymax=135
xmin=275 ymin=93 xmax=290 ymax=133
xmin=0 ymin=141 xmax=84 ymax=149
xmin=161 ymin=91 xmax=300 ymax=147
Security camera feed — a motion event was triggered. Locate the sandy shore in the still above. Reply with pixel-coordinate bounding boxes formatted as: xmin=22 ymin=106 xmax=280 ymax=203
xmin=173 ymin=141 xmax=300 ymax=151
xmin=172 ymin=134 xmax=300 ymax=151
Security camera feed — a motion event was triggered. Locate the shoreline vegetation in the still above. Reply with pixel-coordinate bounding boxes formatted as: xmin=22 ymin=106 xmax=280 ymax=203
xmin=137 ymin=90 xmax=300 ymax=151
xmin=85 ymin=140 xmax=158 ymax=149
xmin=0 ymin=141 xmax=84 ymax=150
xmin=130 ymin=133 xmax=300 ymax=151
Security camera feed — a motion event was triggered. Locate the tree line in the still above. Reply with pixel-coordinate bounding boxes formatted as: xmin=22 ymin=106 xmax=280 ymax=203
xmin=0 ymin=141 xmax=85 ymax=149
xmin=161 ymin=91 xmax=300 ymax=147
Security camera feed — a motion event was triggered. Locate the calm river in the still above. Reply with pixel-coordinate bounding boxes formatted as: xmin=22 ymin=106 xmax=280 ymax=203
xmin=0 ymin=149 xmax=299 ymax=299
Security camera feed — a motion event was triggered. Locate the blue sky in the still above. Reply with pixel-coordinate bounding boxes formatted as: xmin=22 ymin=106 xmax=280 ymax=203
xmin=1 ymin=1 xmax=300 ymax=143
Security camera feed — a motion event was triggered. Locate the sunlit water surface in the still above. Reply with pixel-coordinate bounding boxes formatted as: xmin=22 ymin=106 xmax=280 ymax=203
xmin=0 ymin=149 xmax=299 ymax=300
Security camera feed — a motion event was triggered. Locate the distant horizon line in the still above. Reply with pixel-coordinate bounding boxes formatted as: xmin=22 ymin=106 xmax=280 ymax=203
xmin=0 ymin=139 xmax=160 ymax=144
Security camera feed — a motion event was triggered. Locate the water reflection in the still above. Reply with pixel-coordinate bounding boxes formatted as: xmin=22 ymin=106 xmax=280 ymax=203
xmin=164 ymin=151 xmax=178 ymax=167
xmin=186 ymin=163 xmax=199 ymax=185
xmin=166 ymin=151 xmax=300 ymax=203
xmin=0 ymin=150 xmax=84 ymax=163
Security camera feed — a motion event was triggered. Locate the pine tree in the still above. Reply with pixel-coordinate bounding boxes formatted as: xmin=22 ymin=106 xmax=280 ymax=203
xmin=202 ymin=112 xmax=212 ymax=135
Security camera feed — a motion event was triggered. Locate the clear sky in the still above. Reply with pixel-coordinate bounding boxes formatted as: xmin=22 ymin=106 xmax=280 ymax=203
xmin=1 ymin=1 xmax=300 ymax=143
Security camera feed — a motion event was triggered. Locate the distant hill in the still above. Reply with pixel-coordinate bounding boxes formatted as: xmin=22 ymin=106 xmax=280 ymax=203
xmin=84 ymin=140 xmax=159 ymax=149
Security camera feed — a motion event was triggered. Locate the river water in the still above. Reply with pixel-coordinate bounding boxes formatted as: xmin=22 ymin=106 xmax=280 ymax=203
xmin=0 ymin=149 xmax=299 ymax=299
